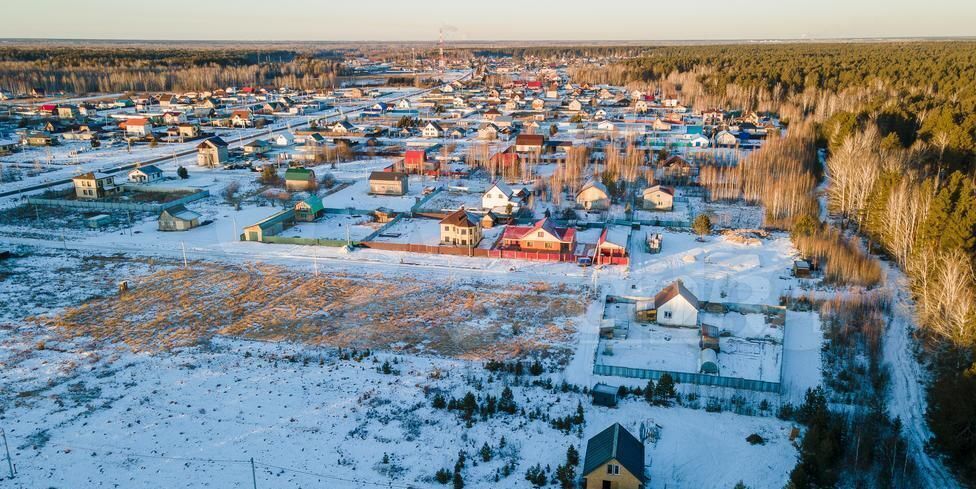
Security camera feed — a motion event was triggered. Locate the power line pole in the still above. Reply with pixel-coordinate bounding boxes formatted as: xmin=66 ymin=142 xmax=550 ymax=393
xmin=250 ymin=457 xmax=257 ymax=489
xmin=1 ymin=427 xmax=14 ymax=479
xmin=181 ymin=241 xmax=188 ymax=268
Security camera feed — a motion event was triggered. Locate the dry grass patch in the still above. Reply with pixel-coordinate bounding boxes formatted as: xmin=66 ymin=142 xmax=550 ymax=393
xmin=36 ymin=264 xmax=589 ymax=359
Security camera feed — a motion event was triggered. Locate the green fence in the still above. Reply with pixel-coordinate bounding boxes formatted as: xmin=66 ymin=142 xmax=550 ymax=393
xmin=592 ymin=364 xmax=782 ymax=393
xmin=261 ymin=236 xmax=354 ymax=247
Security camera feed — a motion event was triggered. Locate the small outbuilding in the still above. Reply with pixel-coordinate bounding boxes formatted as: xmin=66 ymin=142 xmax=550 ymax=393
xmin=699 ymin=348 xmax=719 ymax=375
xmin=158 ymin=205 xmax=201 ymax=231
xmin=591 ymin=383 xmax=619 ymax=408
xmin=792 ymin=260 xmax=812 ymax=278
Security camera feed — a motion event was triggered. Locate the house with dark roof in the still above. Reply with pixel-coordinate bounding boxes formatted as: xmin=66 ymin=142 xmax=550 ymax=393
xmin=368 ymin=171 xmax=408 ymax=196
xmin=582 ymin=423 xmax=646 ymax=489
xmin=654 ymin=280 xmax=700 ymax=327
xmin=128 ymin=164 xmax=163 ymax=184
xmin=514 ymin=134 xmax=545 ymax=153
xmin=439 ymin=209 xmax=482 ymax=247
xmin=197 ymin=136 xmax=229 ymax=167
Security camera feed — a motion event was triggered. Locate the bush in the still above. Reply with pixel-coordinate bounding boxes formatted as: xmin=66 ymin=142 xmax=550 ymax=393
xmin=434 ymin=468 xmax=451 ymax=484
xmin=746 ymin=433 xmax=765 ymax=445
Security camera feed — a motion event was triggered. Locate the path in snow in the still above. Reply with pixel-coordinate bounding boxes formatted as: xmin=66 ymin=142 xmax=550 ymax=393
xmin=882 ymin=264 xmax=960 ymax=489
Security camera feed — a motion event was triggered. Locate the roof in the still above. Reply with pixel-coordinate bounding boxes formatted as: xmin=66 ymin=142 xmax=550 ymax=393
xmin=515 ymin=134 xmax=545 ymax=146
xmin=578 ymin=179 xmax=609 ymax=198
xmin=198 ymin=136 xmax=228 ymax=148
xmin=654 ymin=280 xmax=700 ymax=310
xmin=598 ymin=227 xmax=630 ymax=249
xmin=486 ymin=181 xmax=514 ymax=199
xmin=663 ymin=155 xmax=691 ymax=168
xmin=591 ymin=383 xmax=618 ymax=395
xmin=440 ymin=208 xmax=478 ymax=228
xmin=644 ymin=185 xmax=674 ymax=197
xmin=425 ymin=121 xmax=444 ymax=132
xmin=582 ymin=424 xmax=645 ymax=481
xmin=369 ymin=171 xmax=407 ymax=182
xmin=161 ymin=205 xmax=200 ymax=222
xmin=296 ymin=195 xmax=324 ymax=213
xmin=132 ymin=164 xmax=162 ymax=175
xmin=73 ymin=171 xmax=113 ymax=181
xmin=284 ymin=167 xmax=314 ymax=181
xmin=502 ymin=218 xmax=574 ymax=243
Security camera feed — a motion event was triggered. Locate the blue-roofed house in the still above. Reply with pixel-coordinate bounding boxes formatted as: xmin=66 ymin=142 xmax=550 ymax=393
xmin=582 ymin=423 xmax=646 ymax=489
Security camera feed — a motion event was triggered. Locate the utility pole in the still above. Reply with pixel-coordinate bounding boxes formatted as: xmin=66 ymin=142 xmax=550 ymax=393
xmin=1 ymin=428 xmax=14 ymax=479
xmin=181 ymin=241 xmax=188 ymax=268
xmin=250 ymin=457 xmax=257 ymax=489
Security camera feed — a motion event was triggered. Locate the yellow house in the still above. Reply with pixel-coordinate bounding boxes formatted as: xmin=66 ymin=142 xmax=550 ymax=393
xmin=440 ymin=209 xmax=482 ymax=248
xmin=582 ymin=423 xmax=646 ymax=489
xmin=576 ymin=180 xmax=611 ymax=210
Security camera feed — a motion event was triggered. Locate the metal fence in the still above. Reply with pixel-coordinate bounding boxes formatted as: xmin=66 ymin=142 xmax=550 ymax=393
xmin=260 ymin=236 xmax=354 ymax=247
xmin=28 ymin=189 xmax=209 ymax=214
xmin=592 ymin=364 xmax=782 ymax=393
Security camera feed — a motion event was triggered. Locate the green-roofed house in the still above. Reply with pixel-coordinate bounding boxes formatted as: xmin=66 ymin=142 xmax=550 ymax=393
xmin=295 ymin=195 xmax=324 ymax=222
xmin=285 ymin=167 xmax=317 ymax=192
xmin=582 ymin=423 xmax=646 ymax=489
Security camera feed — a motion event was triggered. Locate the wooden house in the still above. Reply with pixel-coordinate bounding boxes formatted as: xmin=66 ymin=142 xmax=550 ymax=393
xmin=294 ymin=195 xmax=324 ymax=222
xmin=641 ymin=185 xmax=674 ymax=211
xmin=576 ymin=180 xmax=611 ymax=210
xmin=500 ymin=218 xmax=576 ymax=254
xmin=368 ymin=171 xmax=408 ymax=196
xmin=128 ymin=164 xmax=163 ymax=184
xmin=654 ymin=280 xmax=700 ymax=327
xmin=582 ymin=423 xmax=646 ymax=489
xmin=197 ymin=136 xmax=229 ymax=167
xmin=284 ymin=167 xmax=316 ymax=192
xmin=72 ymin=172 xmax=119 ymax=200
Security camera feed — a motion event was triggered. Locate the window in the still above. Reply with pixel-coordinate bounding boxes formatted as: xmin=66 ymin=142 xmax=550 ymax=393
xmin=537 ymin=231 xmax=544 ymax=238
xmin=664 ymin=311 xmax=672 ymax=319
xmin=606 ymin=464 xmax=620 ymax=475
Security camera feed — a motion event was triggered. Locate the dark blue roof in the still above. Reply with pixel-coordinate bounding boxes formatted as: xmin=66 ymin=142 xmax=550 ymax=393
xmin=583 ymin=423 xmax=645 ymax=481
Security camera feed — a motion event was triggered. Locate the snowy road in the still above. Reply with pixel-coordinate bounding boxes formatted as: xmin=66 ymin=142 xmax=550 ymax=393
xmin=882 ymin=265 xmax=961 ymax=489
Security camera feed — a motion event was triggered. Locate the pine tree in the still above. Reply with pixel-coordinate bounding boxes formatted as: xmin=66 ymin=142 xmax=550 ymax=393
xmin=644 ymin=379 xmax=656 ymax=404
xmin=566 ymin=445 xmax=579 ymax=466
xmin=480 ymin=442 xmax=493 ymax=462
xmin=655 ymin=373 xmax=676 ymax=404
xmin=177 ymin=165 xmax=188 ymax=179
xmin=498 ymin=387 xmax=517 ymax=414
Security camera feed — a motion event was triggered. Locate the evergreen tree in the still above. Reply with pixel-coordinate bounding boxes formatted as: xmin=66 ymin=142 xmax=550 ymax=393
xmin=498 ymin=387 xmax=517 ymax=414
xmin=655 ymin=373 xmax=676 ymax=404
xmin=566 ymin=445 xmax=579 ymax=466
xmin=480 ymin=442 xmax=493 ymax=462
xmin=177 ymin=165 xmax=189 ymax=179
xmin=644 ymin=379 xmax=656 ymax=404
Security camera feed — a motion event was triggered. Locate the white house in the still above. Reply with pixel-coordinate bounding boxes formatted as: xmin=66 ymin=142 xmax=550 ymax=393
xmin=274 ymin=133 xmax=294 ymax=147
xmin=576 ymin=179 xmax=611 ymax=210
xmin=641 ymin=185 xmax=675 ymax=211
xmin=422 ymin=121 xmax=444 ymax=139
xmin=654 ymin=281 xmax=699 ymax=327
xmin=128 ymin=164 xmax=163 ymax=184
xmin=482 ymin=181 xmax=522 ymax=214
xmin=396 ymin=99 xmax=411 ymax=110
xmin=714 ymin=130 xmax=738 ymax=146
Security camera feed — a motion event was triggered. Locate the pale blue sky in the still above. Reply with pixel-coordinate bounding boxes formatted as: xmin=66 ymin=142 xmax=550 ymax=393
xmin=3 ymin=0 xmax=974 ymax=41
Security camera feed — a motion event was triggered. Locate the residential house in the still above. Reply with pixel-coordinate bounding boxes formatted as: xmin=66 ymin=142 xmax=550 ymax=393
xmin=158 ymin=205 xmax=201 ymax=231
xmin=403 ymin=145 xmax=440 ymax=174
xmin=197 ymin=136 xmax=229 ymax=167
xmin=128 ymin=165 xmax=163 ymax=184
xmin=230 ymin=110 xmax=254 ymax=128
xmin=422 ymin=121 xmax=444 ymax=139
xmin=295 ymin=195 xmax=324 ymax=222
xmin=658 ymin=156 xmax=693 ymax=184
xmin=439 ymin=209 xmax=483 ymax=248
xmin=576 ymin=180 xmax=611 ymax=210
xmin=641 ymin=185 xmax=674 ymax=211
xmin=582 ymin=423 xmax=646 ymax=489
xmin=651 ymin=119 xmax=672 ymax=132
xmin=284 ymin=167 xmax=316 ymax=192
xmin=568 ymin=99 xmax=583 ymax=112
xmin=368 ymin=171 xmax=408 ymax=196
xmin=481 ymin=181 xmax=524 ymax=214
xmin=500 ymin=218 xmax=576 ymax=254
xmin=71 ymin=172 xmax=119 ymax=200
xmin=121 ymin=118 xmax=152 ymax=138
xmin=331 ymin=120 xmax=356 ymax=135
xmin=714 ymin=130 xmax=738 ymax=146
xmin=274 ymin=133 xmax=294 ymax=147
xmin=634 ymin=100 xmax=649 ymax=114
xmin=514 ymin=134 xmax=545 ymax=153
xmin=595 ymin=227 xmax=630 ymax=265
xmin=654 ymin=280 xmax=700 ymax=327
xmin=24 ymin=132 xmax=54 ymax=146
xmin=477 ymin=123 xmax=499 ymax=140
xmin=243 ymin=139 xmax=271 ymax=156
xmin=57 ymin=105 xmax=79 ymax=119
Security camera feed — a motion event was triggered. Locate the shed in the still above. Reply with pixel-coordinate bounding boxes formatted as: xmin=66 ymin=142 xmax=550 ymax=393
xmin=295 ymin=195 xmax=324 ymax=222
xmin=792 ymin=260 xmax=812 ymax=278
xmin=158 ymin=205 xmax=201 ymax=231
xmin=699 ymin=348 xmax=719 ymax=375
xmin=699 ymin=324 xmax=720 ymax=352
xmin=85 ymin=214 xmax=112 ymax=229
xmin=591 ymin=383 xmax=619 ymax=408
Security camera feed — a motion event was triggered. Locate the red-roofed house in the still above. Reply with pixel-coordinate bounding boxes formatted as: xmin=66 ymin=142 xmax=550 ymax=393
xmin=121 ymin=118 xmax=152 ymax=137
xmin=500 ymin=218 xmax=576 ymax=254
xmin=403 ymin=144 xmax=441 ymax=175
